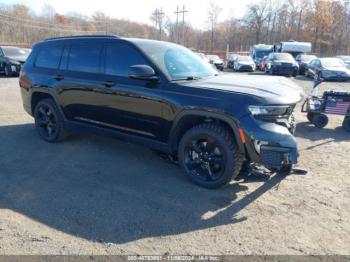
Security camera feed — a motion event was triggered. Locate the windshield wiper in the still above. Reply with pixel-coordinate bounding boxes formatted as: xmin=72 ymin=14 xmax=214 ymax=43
xmin=172 ymin=76 xmax=203 ymax=81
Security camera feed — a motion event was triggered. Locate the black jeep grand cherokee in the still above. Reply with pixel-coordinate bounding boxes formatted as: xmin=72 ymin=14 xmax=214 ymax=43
xmin=19 ymin=35 xmax=304 ymax=188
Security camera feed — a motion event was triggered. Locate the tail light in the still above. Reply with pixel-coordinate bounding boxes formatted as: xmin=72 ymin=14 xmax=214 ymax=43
xmin=19 ymin=69 xmax=30 ymax=90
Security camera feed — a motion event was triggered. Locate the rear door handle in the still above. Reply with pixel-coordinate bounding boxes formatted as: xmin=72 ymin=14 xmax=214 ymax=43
xmin=103 ymin=81 xmax=116 ymax=88
xmin=53 ymin=74 xmax=64 ymax=81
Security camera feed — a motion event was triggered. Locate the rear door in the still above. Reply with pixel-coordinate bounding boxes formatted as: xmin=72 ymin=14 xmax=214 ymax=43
xmin=56 ymin=40 xmax=103 ymax=122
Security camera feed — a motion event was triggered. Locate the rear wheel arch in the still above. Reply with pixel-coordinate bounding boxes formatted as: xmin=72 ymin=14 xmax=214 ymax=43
xmin=169 ymin=110 xmax=245 ymax=154
xmin=31 ymin=91 xmax=66 ymax=120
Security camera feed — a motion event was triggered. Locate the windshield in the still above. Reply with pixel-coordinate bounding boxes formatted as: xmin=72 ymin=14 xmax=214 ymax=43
xmin=321 ymin=58 xmax=345 ymax=68
xmin=273 ymin=53 xmax=295 ymax=62
xmin=238 ymin=56 xmax=253 ymax=62
xmin=255 ymin=50 xmax=272 ymax=58
xmin=300 ymin=55 xmax=317 ymax=62
xmin=2 ymin=47 xmax=31 ymax=59
xmin=134 ymin=40 xmax=217 ymax=80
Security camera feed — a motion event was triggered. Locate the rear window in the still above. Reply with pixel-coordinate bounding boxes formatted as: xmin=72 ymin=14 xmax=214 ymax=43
xmin=68 ymin=44 xmax=102 ymax=73
xmin=35 ymin=45 xmax=63 ymax=69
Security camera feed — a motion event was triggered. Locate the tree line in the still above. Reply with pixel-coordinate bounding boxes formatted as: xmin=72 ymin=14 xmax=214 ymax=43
xmin=0 ymin=0 xmax=349 ymax=56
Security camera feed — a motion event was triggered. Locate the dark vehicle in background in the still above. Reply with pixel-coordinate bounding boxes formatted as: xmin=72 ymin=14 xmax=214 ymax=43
xmin=250 ymin=44 xmax=273 ymax=67
xmin=337 ymin=56 xmax=350 ymax=70
xmin=206 ymin=55 xmax=224 ymax=71
xmin=265 ymin=52 xmax=299 ymax=76
xmin=259 ymin=56 xmax=268 ymax=71
xmin=0 ymin=46 xmax=31 ymax=76
xmin=295 ymin=54 xmax=317 ymax=75
xmin=20 ymin=35 xmax=304 ymax=189
xmin=227 ymin=54 xmax=239 ymax=69
xmin=233 ymin=55 xmax=256 ymax=72
xmin=305 ymin=58 xmax=350 ymax=81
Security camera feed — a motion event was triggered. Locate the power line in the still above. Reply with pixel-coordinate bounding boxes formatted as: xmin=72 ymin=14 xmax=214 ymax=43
xmin=0 ymin=18 xmax=105 ymax=33
xmin=0 ymin=12 xmax=107 ymax=30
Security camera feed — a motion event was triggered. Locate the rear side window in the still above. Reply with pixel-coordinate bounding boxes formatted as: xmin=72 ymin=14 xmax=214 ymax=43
xmin=68 ymin=44 xmax=102 ymax=73
xmin=105 ymin=43 xmax=147 ymax=76
xmin=35 ymin=45 xmax=63 ymax=69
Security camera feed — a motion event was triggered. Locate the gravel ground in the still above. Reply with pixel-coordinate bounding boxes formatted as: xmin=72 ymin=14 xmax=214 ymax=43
xmin=0 ymin=73 xmax=349 ymax=255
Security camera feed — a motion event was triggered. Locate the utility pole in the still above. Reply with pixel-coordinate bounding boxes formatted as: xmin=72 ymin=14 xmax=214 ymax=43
xmin=174 ymin=6 xmax=180 ymax=43
xmin=174 ymin=5 xmax=188 ymax=45
xmin=153 ymin=8 xmax=165 ymax=40
xmin=181 ymin=5 xmax=188 ymax=46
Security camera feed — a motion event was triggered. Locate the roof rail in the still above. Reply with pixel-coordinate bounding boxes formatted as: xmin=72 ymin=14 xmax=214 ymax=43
xmin=44 ymin=34 xmax=120 ymax=41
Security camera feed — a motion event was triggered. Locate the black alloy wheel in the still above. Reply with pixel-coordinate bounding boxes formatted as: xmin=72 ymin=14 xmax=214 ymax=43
xmin=34 ymin=99 xmax=67 ymax=142
xmin=178 ymin=123 xmax=243 ymax=189
xmin=184 ymin=137 xmax=226 ymax=182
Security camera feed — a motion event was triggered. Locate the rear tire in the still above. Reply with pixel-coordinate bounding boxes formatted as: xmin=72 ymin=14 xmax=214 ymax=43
xmin=307 ymin=112 xmax=315 ymax=122
xmin=178 ymin=123 xmax=243 ymax=189
xmin=34 ymin=98 xmax=67 ymax=142
xmin=312 ymin=113 xmax=328 ymax=128
xmin=342 ymin=117 xmax=350 ymax=132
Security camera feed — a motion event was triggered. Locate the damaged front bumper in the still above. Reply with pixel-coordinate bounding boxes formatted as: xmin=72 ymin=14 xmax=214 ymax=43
xmin=239 ymin=114 xmax=298 ymax=170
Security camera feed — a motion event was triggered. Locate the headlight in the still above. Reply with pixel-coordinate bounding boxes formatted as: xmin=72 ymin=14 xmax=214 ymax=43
xmin=248 ymin=105 xmax=291 ymax=116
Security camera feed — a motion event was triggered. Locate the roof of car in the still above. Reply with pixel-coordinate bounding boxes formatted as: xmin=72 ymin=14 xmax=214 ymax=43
xmin=44 ymin=34 xmax=120 ymax=41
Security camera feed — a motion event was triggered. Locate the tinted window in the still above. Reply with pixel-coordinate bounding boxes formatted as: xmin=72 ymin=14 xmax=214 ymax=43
xmin=105 ymin=43 xmax=147 ymax=76
xmin=35 ymin=45 xmax=63 ymax=69
xmin=68 ymin=44 xmax=102 ymax=73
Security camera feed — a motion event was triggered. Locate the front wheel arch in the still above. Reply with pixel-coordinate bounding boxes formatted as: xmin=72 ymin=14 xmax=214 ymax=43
xmin=169 ymin=111 xmax=245 ymax=155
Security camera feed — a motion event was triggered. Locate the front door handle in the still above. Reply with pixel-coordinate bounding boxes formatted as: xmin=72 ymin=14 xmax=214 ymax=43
xmin=53 ymin=74 xmax=64 ymax=81
xmin=103 ymin=81 xmax=116 ymax=88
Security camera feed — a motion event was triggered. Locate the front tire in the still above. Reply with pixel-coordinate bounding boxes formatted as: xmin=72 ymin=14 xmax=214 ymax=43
xmin=312 ymin=113 xmax=328 ymax=128
xmin=178 ymin=123 xmax=243 ymax=189
xmin=34 ymin=98 xmax=67 ymax=142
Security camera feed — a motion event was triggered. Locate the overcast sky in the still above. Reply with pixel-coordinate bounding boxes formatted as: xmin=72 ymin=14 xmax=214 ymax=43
xmin=1 ymin=0 xmax=261 ymax=29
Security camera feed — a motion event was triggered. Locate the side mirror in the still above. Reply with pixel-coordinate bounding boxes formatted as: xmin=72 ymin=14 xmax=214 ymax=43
xmin=128 ymin=65 xmax=158 ymax=80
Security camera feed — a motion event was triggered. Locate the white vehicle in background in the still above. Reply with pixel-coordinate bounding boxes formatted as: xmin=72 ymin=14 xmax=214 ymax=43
xmin=194 ymin=52 xmax=211 ymax=64
xmin=233 ymin=56 xmax=256 ymax=72
xmin=337 ymin=56 xmax=350 ymax=70
xmin=206 ymin=55 xmax=224 ymax=71
xmin=274 ymin=41 xmax=312 ymax=58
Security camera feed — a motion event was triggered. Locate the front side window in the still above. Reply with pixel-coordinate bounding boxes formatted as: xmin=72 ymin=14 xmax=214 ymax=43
xmin=68 ymin=44 xmax=102 ymax=73
xmin=35 ymin=45 xmax=63 ymax=69
xmin=105 ymin=43 xmax=147 ymax=76
xmin=134 ymin=40 xmax=217 ymax=80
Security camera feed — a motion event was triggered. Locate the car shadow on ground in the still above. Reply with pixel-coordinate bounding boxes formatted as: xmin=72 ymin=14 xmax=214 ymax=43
xmin=0 ymin=123 xmax=289 ymax=244
xmin=295 ymin=121 xmax=349 ymax=141
xmin=295 ymin=122 xmax=349 ymax=151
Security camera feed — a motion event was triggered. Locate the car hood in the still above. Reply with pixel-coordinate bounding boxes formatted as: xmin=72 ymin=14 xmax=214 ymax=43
xmin=7 ymin=56 xmax=27 ymax=63
xmin=323 ymin=66 xmax=350 ymax=73
xmin=187 ymin=74 xmax=305 ymax=104
xmin=274 ymin=60 xmax=296 ymax=64
xmin=238 ymin=62 xmax=255 ymax=66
